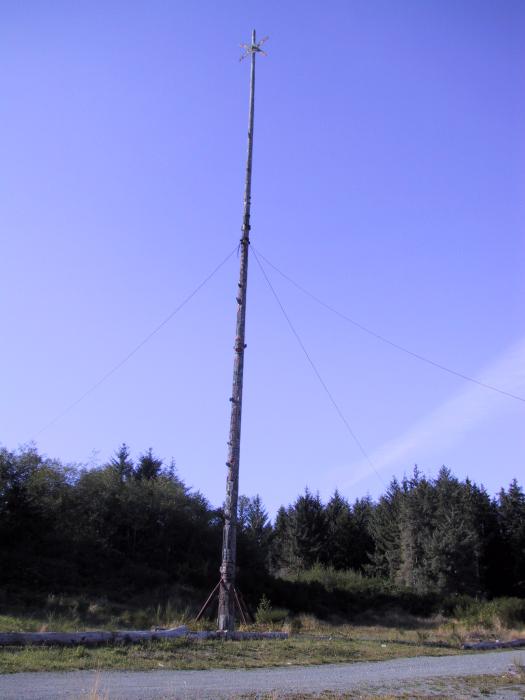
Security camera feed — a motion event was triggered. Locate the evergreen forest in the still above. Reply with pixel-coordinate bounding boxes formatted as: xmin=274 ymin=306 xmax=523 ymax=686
xmin=1 ymin=444 xmax=524 ymax=620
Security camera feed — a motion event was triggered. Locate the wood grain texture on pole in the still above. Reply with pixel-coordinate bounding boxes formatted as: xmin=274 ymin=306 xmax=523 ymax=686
xmin=218 ymin=29 xmax=257 ymax=632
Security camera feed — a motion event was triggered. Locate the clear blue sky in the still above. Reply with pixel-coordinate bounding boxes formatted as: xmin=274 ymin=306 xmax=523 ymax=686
xmin=2 ymin=1 xmax=524 ymax=516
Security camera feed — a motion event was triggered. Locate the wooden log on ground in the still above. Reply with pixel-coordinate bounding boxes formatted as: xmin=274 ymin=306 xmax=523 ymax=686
xmin=0 ymin=625 xmax=189 ymax=647
xmin=462 ymin=638 xmax=525 ymax=650
xmin=0 ymin=626 xmax=290 ymax=647
xmin=0 ymin=631 xmax=113 ymax=646
xmin=188 ymin=631 xmax=288 ymax=640
xmin=112 ymin=626 xmax=189 ymax=643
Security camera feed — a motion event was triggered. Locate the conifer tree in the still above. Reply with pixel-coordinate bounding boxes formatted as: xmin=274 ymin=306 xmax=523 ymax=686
xmin=135 ymin=448 xmax=163 ymax=480
xmin=498 ymin=479 xmax=525 ymax=595
xmin=237 ymin=494 xmax=272 ymax=572
xmin=427 ymin=468 xmax=481 ymax=595
xmin=397 ymin=469 xmax=434 ymax=591
xmin=325 ymin=490 xmax=353 ymax=569
xmin=245 ymin=495 xmax=272 ymax=548
xmin=350 ymin=496 xmax=375 ymax=571
xmin=109 ymin=443 xmax=134 ymax=481
xmin=291 ymin=489 xmax=326 ymax=568
xmin=270 ymin=505 xmax=293 ymax=572
xmin=368 ymin=478 xmax=403 ymax=579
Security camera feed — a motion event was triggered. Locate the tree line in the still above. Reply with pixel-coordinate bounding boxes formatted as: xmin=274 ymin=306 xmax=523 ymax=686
xmin=1 ymin=445 xmax=523 ymax=604
xmin=271 ymin=469 xmax=524 ymax=597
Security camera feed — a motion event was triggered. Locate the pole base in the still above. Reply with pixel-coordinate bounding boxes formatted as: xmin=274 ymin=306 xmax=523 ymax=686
xmin=195 ymin=581 xmax=252 ymax=627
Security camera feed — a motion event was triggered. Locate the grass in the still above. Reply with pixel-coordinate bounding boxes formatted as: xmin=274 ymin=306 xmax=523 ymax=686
xmin=0 ymin=610 xmax=471 ymax=673
xmin=0 ymin=614 xmax=468 ymax=673
xmin=0 ymin=636 xmax=460 ymax=674
xmin=283 ymin=612 xmax=525 ymax=649
xmin=0 ymin=591 xmax=197 ymax=633
xmin=83 ymin=674 xmax=110 ymax=700
xmin=1 ymin=592 xmax=524 ymax=675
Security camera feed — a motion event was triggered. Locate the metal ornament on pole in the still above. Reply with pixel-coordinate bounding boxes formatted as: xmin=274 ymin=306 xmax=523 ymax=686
xmin=195 ymin=30 xmax=267 ymax=632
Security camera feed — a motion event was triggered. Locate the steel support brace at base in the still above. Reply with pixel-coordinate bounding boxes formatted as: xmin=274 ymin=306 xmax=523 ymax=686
xmin=195 ymin=581 xmax=253 ymax=626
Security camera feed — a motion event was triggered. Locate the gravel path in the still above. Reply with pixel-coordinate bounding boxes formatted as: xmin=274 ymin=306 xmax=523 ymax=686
xmin=0 ymin=650 xmax=524 ymax=699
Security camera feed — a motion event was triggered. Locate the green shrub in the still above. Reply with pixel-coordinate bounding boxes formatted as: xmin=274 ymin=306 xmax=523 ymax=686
xmin=255 ymin=595 xmax=273 ymax=624
xmin=453 ymin=597 xmax=525 ymax=629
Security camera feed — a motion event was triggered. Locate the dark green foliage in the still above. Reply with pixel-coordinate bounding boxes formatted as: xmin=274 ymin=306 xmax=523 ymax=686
xmin=448 ymin=595 xmax=525 ymax=628
xmin=237 ymin=494 xmax=273 ymax=598
xmin=397 ymin=469 xmax=435 ymax=591
xmin=270 ymin=490 xmax=329 ymax=572
xmin=109 ymin=443 xmax=134 ymax=481
xmin=135 ymin=448 xmax=163 ymax=481
xmin=427 ymin=469 xmax=482 ymax=595
xmin=238 ymin=494 xmax=271 ymax=549
xmin=366 ymin=468 xmax=507 ymax=597
xmin=291 ymin=489 xmax=326 ymax=568
xmin=350 ymin=496 xmax=375 ymax=571
xmin=497 ymin=479 xmax=525 ymax=596
xmin=322 ymin=492 xmax=373 ymax=572
xmin=324 ymin=490 xmax=353 ymax=569
xmin=0 ymin=446 xmax=76 ymax=588
xmin=269 ymin=506 xmax=293 ymax=572
xmin=271 ymin=468 xmax=524 ymax=602
xmin=0 ymin=446 xmax=221 ymax=594
xmin=238 ymin=494 xmax=272 ymax=566
xmin=367 ymin=478 xmax=403 ymax=579
xmin=252 ymin=566 xmax=442 ymax=620
xmin=1 ymin=445 xmax=523 ymax=618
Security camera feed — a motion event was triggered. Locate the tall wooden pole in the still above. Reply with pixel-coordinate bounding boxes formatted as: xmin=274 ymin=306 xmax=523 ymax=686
xmin=218 ymin=29 xmax=258 ymax=632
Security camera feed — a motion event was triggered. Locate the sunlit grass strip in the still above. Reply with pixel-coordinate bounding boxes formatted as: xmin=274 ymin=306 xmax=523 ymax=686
xmin=0 ymin=636 xmax=460 ymax=674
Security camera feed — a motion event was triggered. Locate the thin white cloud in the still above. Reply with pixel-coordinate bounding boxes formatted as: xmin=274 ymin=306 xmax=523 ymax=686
xmin=335 ymin=335 xmax=525 ymax=491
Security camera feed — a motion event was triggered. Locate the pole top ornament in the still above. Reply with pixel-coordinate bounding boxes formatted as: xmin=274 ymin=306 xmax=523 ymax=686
xmin=240 ymin=32 xmax=269 ymax=62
